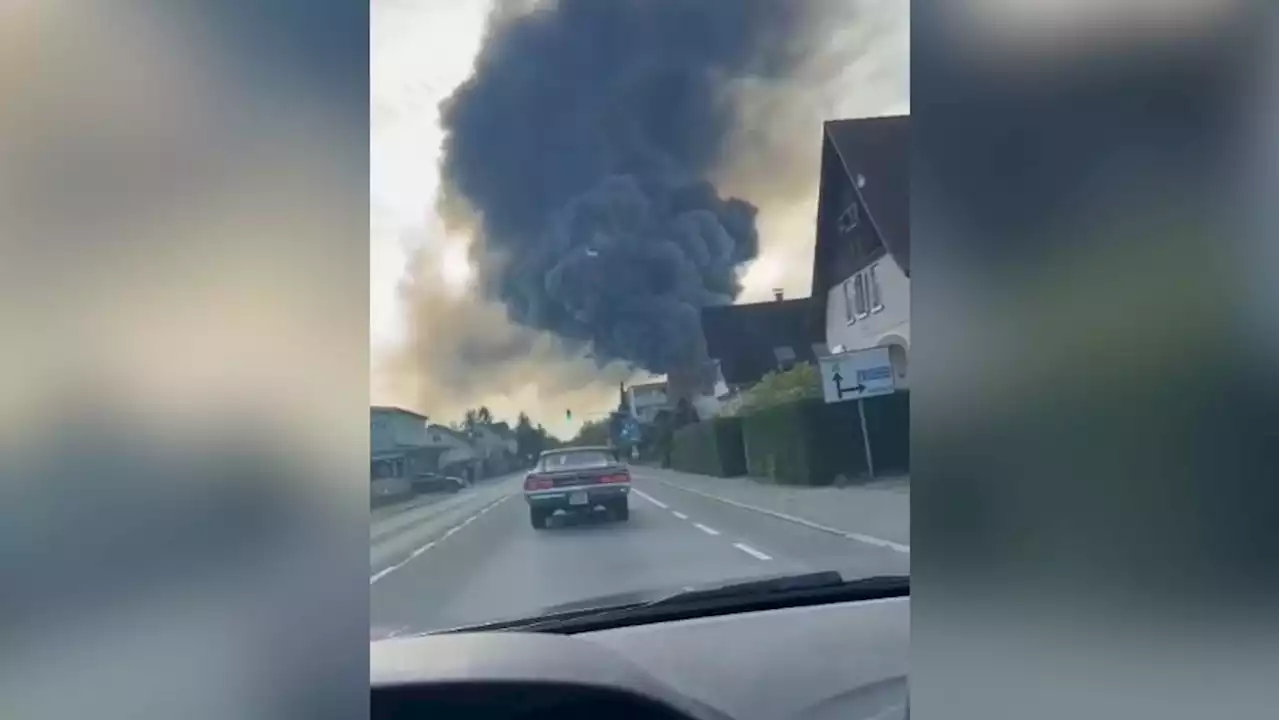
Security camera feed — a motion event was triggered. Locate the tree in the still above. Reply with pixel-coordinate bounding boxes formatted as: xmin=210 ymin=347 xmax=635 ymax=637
xmin=462 ymin=409 xmax=479 ymax=434
xmin=515 ymin=412 xmax=545 ymax=461
xmin=572 ymin=417 xmax=612 ymax=447
xmin=536 ymin=423 xmax=557 ymax=450
xmin=476 ymin=406 xmax=493 ymax=426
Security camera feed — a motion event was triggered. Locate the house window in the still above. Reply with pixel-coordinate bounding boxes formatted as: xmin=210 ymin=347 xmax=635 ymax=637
xmin=843 ymin=279 xmax=856 ymax=324
xmin=853 ymin=273 xmax=869 ymax=318
xmin=868 ymin=263 xmax=883 ymax=312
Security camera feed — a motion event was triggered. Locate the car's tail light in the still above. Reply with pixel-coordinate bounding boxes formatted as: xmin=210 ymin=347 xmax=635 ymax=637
xmin=598 ymin=472 xmax=630 ymax=484
xmin=524 ymin=474 xmax=553 ymax=491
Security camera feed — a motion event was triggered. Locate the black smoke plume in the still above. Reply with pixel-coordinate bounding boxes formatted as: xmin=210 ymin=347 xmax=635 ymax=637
xmin=438 ymin=0 xmax=813 ymax=373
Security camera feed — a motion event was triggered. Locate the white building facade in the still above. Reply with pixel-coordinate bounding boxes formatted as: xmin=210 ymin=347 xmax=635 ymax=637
xmin=626 ymin=381 xmax=669 ymax=424
xmin=810 ymin=115 xmax=910 ymax=388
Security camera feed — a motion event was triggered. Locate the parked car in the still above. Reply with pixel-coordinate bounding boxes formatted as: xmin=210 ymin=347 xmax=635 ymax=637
xmin=411 ymin=472 xmax=469 ymax=494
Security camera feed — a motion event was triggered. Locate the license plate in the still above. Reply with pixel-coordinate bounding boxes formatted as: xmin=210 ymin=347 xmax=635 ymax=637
xmin=568 ymin=491 xmax=589 ymax=506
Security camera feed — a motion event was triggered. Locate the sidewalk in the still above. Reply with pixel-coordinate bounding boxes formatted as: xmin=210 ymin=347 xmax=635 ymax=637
xmin=633 ymin=467 xmax=909 ymax=548
xmin=370 ymin=491 xmax=450 ymax=523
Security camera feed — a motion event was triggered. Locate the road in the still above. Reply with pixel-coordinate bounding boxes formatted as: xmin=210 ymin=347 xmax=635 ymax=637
xmin=370 ymin=468 xmax=909 ymax=638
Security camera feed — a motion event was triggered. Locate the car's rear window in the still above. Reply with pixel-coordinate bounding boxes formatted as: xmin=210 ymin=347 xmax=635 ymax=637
xmin=539 ymin=450 xmax=612 ymax=472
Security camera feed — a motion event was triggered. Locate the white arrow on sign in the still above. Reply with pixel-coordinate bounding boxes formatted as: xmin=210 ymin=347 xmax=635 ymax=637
xmin=819 ymin=347 xmax=895 ymax=404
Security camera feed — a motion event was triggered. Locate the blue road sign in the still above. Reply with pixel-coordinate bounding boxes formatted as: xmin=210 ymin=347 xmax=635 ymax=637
xmin=621 ymin=417 xmax=641 ymax=443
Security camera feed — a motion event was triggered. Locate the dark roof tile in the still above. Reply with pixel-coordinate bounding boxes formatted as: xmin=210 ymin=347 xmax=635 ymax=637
xmin=811 ymin=115 xmax=910 ymax=301
xmin=700 ymin=298 xmax=823 ymax=386
xmin=825 ymin=115 xmax=909 ymax=273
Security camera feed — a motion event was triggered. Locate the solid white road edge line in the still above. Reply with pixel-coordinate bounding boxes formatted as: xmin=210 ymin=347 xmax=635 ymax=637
xmin=693 ymin=522 xmax=720 ymax=536
xmin=732 ymin=542 xmax=772 ymax=561
xmin=644 ymin=475 xmax=910 ymax=554
xmin=370 ymin=495 xmax=510 ymax=584
xmin=631 ymin=489 xmax=668 ymax=509
xmin=672 ymin=511 xmax=689 ymax=520
xmin=370 ymin=563 xmax=402 ymax=584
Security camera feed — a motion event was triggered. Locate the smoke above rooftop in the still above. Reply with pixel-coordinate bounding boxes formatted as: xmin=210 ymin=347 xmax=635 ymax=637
xmin=437 ymin=0 xmax=816 ymax=374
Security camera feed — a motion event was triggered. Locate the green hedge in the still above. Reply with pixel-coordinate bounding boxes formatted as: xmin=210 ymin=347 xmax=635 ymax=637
xmin=860 ymin=390 xmax=909 ymax=474
xmin=670 ymin=417 xmax=747 ymax=477
xmin=741 ymin=392 xmax=909 ymax=485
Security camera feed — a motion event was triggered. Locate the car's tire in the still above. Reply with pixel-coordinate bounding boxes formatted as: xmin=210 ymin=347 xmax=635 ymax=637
xmin=530 ymin=508 xmax=549 ymax=530
xmin=612 ymin=501 xmax=629 ymax=522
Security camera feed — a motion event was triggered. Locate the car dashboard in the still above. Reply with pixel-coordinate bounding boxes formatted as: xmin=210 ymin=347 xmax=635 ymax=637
xmin=371 ymin=595 xmax=908 ymax=720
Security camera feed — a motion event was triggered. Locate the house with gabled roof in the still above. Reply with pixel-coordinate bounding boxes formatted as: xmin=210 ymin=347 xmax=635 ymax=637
xmin=370 ymin=405 xmax=445 ymax=496
xmin=810 ymin=114 xmax=909 ymax=386
xmin=700 ymin=292 xmax=826 ymax=394
xmin=425 ymin=423 xmax=480 ymax=480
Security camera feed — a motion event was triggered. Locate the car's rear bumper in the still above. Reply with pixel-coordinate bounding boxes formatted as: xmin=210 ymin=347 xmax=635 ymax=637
xmin=525 ymin=484 xmax=629 ymax=511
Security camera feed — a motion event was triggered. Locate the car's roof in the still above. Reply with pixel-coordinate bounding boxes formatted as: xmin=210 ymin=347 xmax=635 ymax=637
xmin=540 ymin=446 xmax=613 ymax=456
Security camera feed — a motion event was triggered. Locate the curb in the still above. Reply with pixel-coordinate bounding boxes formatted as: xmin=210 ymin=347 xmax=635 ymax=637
xmin=642 ymin=474 xmax=910 ymax=554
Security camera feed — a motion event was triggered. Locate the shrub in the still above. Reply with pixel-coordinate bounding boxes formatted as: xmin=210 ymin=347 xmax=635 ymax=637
xmin=669 ymin=416 xmax=747 ymax=477
xmin=733 ymin=362 xmax=822 ymax=416
xmin=740 ymin=392 xmax=910 ymax=484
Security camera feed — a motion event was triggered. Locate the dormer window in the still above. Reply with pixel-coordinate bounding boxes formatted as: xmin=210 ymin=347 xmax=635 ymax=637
xmin=838 ymin=201 xmax=860 ymax=233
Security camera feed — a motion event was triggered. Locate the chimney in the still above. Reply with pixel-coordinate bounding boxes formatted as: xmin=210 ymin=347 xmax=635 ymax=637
xmin=772 ymin=288 xmax=784 ymax=302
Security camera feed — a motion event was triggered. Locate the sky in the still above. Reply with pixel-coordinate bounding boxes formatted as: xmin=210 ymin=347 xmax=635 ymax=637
xmin=370 ymin=0 xmax=909 ymax=435
xmin=371 ymin=0 xmax=490 ymax=352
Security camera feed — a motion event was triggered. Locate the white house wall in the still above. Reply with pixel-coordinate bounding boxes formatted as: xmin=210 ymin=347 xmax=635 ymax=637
xmin=473 ymin=429 xmax=516 ymax=458
xmin=371 ymin=410 xmax=429 ymax=452
xmin=440 ymin=447 xmax=476 ymax=466
xmin=628 ymin=383 xmax=669 ymax=423
xmin=425 ymin=426 xmax=476 ymax=465
xmin=370 ymin=414 xmax=395 ymax=454
xmin=825 ymin=256 xmax=910 ymax=385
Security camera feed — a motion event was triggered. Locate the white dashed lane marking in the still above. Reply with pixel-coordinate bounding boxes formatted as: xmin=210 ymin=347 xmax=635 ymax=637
xmin=370 ymin=495 xmax=510 ymax=584
xmin=645 ymin=476 xmax=910 ymax=554
xmin=732 ymin=542 xmax=772 ymax=561
xmin=632 ymin=489 xmax=668 ymax=509
xmin=630 ymin=482 xmax=780 ymax=563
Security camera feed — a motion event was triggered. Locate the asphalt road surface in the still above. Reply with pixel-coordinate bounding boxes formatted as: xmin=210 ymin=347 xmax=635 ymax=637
xmin=370 ymin=469 xmax=909 ymax=638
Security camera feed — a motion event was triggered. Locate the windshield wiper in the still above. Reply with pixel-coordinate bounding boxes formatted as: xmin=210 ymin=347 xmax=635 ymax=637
xmin=438 ymin=572 xmax=908 ymax=635
xmin=639 ymin=570 xmax=850 ymax=607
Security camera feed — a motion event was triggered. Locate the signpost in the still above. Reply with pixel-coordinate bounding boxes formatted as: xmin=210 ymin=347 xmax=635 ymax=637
xmin=818 ymin=347 xmax=896 ymax=479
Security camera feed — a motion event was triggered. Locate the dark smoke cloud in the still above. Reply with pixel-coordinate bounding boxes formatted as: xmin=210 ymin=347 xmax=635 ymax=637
xmin=438 ymin=0 xmax=816 ymax=374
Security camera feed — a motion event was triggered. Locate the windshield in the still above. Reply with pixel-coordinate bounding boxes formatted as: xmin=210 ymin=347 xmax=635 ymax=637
xmin=370 ymin=0 xmax=909 ymax=639
xmin=538 ymin=451 xmax=614 ymax=472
